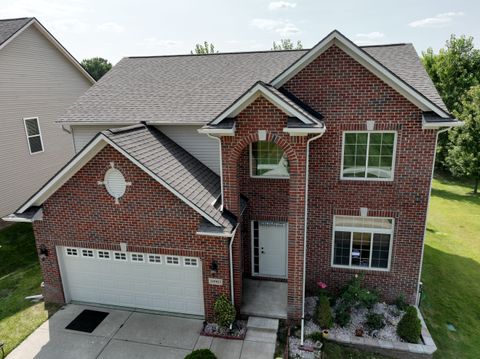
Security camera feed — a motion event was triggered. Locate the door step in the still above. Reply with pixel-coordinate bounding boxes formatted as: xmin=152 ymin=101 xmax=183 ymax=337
xmin=245 ymin=316 xmax=279 ymax=343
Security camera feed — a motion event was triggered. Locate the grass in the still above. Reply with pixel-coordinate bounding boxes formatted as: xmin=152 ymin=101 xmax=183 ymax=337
xmin=0 ymin=223 xmax=60 ymax=355
xmin=421 ymin=175 xmax=480 ymax=359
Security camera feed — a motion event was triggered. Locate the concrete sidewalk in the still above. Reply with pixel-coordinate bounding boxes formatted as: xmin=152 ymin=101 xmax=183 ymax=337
xmin=7 ymin=304 xmax=276 ymax=359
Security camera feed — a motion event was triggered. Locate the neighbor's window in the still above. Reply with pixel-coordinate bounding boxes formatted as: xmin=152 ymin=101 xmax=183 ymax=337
xmin=332 ymin=215 xmax=394 ymax=270
xmin=342 ymin=132 xmax=396 ymax=180
xmin=23 ymin=117 xmax=44 ymax=154
xmin=250 ymin=141 xmax=289 ymax=178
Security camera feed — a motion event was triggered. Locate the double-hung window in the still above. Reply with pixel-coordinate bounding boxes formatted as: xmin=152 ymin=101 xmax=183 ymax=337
xmin=342 ymin=132 xmax=396 ymax=180
xmin=332 ymin=216 xmax=394 ymax=271
xmin=23 ymin=117 xmax=44 ymax=154
xmin=250 ymin=141 xmax=289 ymax=178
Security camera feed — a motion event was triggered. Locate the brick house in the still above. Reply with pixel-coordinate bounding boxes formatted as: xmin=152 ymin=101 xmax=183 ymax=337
xmin=5 ymin=31 xmax=460 ymax=328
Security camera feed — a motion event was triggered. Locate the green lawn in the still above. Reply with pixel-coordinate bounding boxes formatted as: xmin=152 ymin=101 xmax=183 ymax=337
xmin=0 ymin=223 xmax=59 ymax=356
xmin=421 ymin=176 xmax=480 ymax=359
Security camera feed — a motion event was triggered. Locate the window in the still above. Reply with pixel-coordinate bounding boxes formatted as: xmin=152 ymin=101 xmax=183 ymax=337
xmin=250 ymin=141 xmax=289 ymax=178
xmin=252 ymin=221 xmax=260 ymax=274
xmin=65 ymin=248 xmax=78 ymax=256
xmin=97 ymin=250 xmax=110 ymax=260
xmin=148 ymin=254 xmax=162 ymax=264
xmin=130 ymin=253 xmax=145 ymax=262
xmin=166 ymin=256 xmax=180 ymax=265
xmin=332 ymin=216 xmax=394 ymax=270
xmin=184 ymin=257 xmax=198 ymax=267
xmin=81 ymin=249 xmax=94 ymax=258
xmin=114 ymin=252 xmax=127 ymax=261
xmin=342 ymin=132 xmax=396 ymax=180
xmin=104 ymin=168 xmax=127 ymax=199
xmin=23 ymin=117 xmax=44 ymax=154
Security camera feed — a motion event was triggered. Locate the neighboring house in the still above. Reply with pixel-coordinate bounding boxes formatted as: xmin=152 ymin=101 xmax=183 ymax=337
xmin=0 ymin=17 xmax=94 ymax=217
xmin=5 ymin=31 xmax=460 ymax=324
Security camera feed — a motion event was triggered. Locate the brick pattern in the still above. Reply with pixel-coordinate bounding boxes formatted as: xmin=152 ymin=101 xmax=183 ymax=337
xmin=283 ymin=45 xmax=436 ymax=303
xmin=33 ymin=145 xmax=231 ymax=320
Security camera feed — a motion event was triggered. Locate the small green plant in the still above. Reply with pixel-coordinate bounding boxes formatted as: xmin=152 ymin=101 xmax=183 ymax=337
xmin=213 ymin=294 xmax=236 ymax=328
xmin=185 ymin=349 xmax=217 ymax=359
xmin=397 ymin=306 xmax=421 ymax=343
xmin=308 ymin=331 xmax=323 ymax=342
xmin=365 ymin=312 xmax=385 ymax=330
xmin=334 ymin=304 xmax=351 ymax=327
xmin=315 ymin=295 xmax=333 ymax=329
xmin=339 ymin=274 xmax=378 ymax=309
xmin=395 ymin=294 xmax=408 ymax=311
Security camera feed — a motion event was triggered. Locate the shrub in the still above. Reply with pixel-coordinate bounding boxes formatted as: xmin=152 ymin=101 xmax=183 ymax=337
xmin=365 ymin=312 xmax=385 ymax=330
xmin=334 ymin=305 xmax=351 ymax=327
xmin=395 ymin=294 xmax=408 ymax=311
xmin=315 ymin=295 xmax=333 ymax=329
xmin=308 ymin=331 xmax=323 ymax=342
xmin=185 ymin=349 xmax=217 ymax=359
xmin=339 ymin=274 xmax=378 ymax=309
xmin=213 ymin=294 xmax=236 ymax=328
xmin=397 ymin=306 xmax=422 ymax=343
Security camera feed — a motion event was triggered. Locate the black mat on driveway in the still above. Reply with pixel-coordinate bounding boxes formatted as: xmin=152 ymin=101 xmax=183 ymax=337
xmin=65 ymin=309 xmax=109 ymax=333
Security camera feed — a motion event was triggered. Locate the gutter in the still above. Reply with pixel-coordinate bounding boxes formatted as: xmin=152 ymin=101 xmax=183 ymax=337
xmin=300 ymin=131 xmax=325 ymax=346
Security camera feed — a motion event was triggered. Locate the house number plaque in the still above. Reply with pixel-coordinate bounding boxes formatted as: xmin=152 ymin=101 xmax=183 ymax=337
xmin=208 ymin=278 xmax=223 ymax=286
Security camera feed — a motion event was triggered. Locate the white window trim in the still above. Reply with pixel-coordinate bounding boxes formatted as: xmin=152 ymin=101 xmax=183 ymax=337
xmin=130 ymin=253 xmax=145 ymax=263
xmin=183 ymin=257 xmax=199 ymax=267
xmin=340 ymin=131 xmax=397 ymax=182
xmin=65 ymin=247 xmax=79 ymax=257
xmin=23 ymin=117 xmax=45 ymax=155
xmin=81 ymin=249 xmax=94 ymax=258
xmin=148 ymin=254 xmax=162 ymax=264
xmin=249 ymin=143 xmax=290 ymax=180
xmin=113 ymin=251 xmax=128 ymax=261
xmin=97 ymin=250 xmax=111 ymax=260
xmin=331 ymin=216 xmax=394 ymax=272
xmin=165 ymin=256 xmax=180 ymax=266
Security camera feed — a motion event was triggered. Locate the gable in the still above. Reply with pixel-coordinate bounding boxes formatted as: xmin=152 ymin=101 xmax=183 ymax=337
xmin=272 ymin=31 xmax=450 ymax=118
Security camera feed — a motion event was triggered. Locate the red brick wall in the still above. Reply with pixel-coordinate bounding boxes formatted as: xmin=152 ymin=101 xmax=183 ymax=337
xmin=221 ymin=97 xmax=308 ymax=319
xmin=33 ymin=145 xmax=232 ymax=320
xmin=282 ymin=45 xmax=436 ymax=303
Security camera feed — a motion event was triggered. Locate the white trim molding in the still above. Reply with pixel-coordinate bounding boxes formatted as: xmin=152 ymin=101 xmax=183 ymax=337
xmin=271 ymin=30 xmax=450 ymax=119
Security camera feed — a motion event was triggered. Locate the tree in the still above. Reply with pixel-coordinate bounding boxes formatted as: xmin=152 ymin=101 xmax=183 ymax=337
xmin=81 ymin=57 xmax=112 ymax=81
xmin=422 ymin=35 xmax=480 ymax=169
xmin=191 ymin=41 xmax=218 ymax=54
xmin=272 ymin=39 xmax=303 ymax=50
xmin=446 ymin=85 xmax=480 ymax=194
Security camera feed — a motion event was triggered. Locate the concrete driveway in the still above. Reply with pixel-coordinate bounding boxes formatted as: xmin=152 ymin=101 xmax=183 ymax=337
xmin=7 ymin=304 xmax=275 ymax=359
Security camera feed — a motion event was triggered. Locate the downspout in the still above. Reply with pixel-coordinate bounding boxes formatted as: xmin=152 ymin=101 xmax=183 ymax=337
xmin=229 ymin=224 xmax=239 ymax=307
xmin=416 ymin=127 xmax=450 ymax=306
xmin=300 ymin=130 xmax=325 ymax=346
xmin=206 ymin=133 xmax=224 ymax=211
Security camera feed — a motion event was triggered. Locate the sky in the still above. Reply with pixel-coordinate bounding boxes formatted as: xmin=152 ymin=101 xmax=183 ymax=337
xmin=1 ymin=0 xmax=479 ymax=64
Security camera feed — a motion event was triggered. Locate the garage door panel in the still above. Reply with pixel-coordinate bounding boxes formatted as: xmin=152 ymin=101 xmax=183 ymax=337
xmin=59 ymin=247 xmax=204 ymax=316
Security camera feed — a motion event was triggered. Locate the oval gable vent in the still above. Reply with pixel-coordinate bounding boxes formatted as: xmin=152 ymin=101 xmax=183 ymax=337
xmin=104 ymin=168 xmax=127 ymax=199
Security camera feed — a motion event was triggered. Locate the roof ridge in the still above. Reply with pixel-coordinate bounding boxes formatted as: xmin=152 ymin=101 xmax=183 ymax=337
xmin=126 ymin=48 xmax=308 ymax=59
xmin=360 ymin=43 xmax=411 ymax=48
xmin=105 ymin=123 xmax=146 ymax=134
xmin=0 ymin=17 xmax=33 ymax=22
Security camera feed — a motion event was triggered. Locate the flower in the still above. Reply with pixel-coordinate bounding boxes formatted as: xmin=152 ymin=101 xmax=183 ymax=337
xmin=317 ymin=281 xmax=327 ymax=289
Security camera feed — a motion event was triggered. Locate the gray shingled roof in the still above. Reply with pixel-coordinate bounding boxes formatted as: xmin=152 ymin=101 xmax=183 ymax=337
xmin=103 ymin=124 xmax=235 ymax=230
xmin=60 ymin=42 xmax=448 ymax=124
xmin=0 ymin=17 xmax=32 ymax=47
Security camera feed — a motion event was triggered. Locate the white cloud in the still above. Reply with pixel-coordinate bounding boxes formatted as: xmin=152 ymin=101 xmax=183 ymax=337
xmin=409 ymin=12 xmax=464 ymax=28
xmin=140 ymin=37 xmax=183 ymax=49
xmin=355 ymin=32 xmax=385 ymax=40
xmin=269 ymin=1 xmax=297 ymax=10
xmin=98 ymin=22 xmax=124 ymax=33
xmin=251 ymin=18 xmax=300 ymax=36
xmin=49 ymin=18 xmax=90 ymax=34
xmin=0 ymin=0 xmax=87 ymax=19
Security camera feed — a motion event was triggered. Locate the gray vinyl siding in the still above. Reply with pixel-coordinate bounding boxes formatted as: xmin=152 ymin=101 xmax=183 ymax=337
xmin=71 ymin=124 xmax=221 ymax=174
xmin=0 ymin=25 xmax=92 ymax=217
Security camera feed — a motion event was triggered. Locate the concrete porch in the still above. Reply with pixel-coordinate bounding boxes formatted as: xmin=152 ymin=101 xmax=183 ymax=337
xmin=240 ymin=278 xmax=288 ymax=319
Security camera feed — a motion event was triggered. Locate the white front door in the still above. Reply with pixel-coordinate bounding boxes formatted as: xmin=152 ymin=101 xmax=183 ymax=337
xmin=252 ymin=221 xmax=288 ymax=278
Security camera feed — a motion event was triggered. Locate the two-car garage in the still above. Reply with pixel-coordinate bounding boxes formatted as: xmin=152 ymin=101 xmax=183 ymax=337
xmin=57 ymin=246 xmax=205 ymax=316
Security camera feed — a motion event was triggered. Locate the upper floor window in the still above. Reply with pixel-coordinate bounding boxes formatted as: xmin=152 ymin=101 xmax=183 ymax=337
xmin=250 ymin=141 xmax=289 ymax=178
xmin=341 ymin=132 xmax=396 ymax=181
xmin=23 ymin=117 xmax=44 ymax=154
xmin=332 ymin=215 xmax=394 ymax=271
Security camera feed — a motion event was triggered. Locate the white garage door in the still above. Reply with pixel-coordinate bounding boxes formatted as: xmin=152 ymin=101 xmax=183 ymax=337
xmin=58 ymin=247 xmax=204 ymax=316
